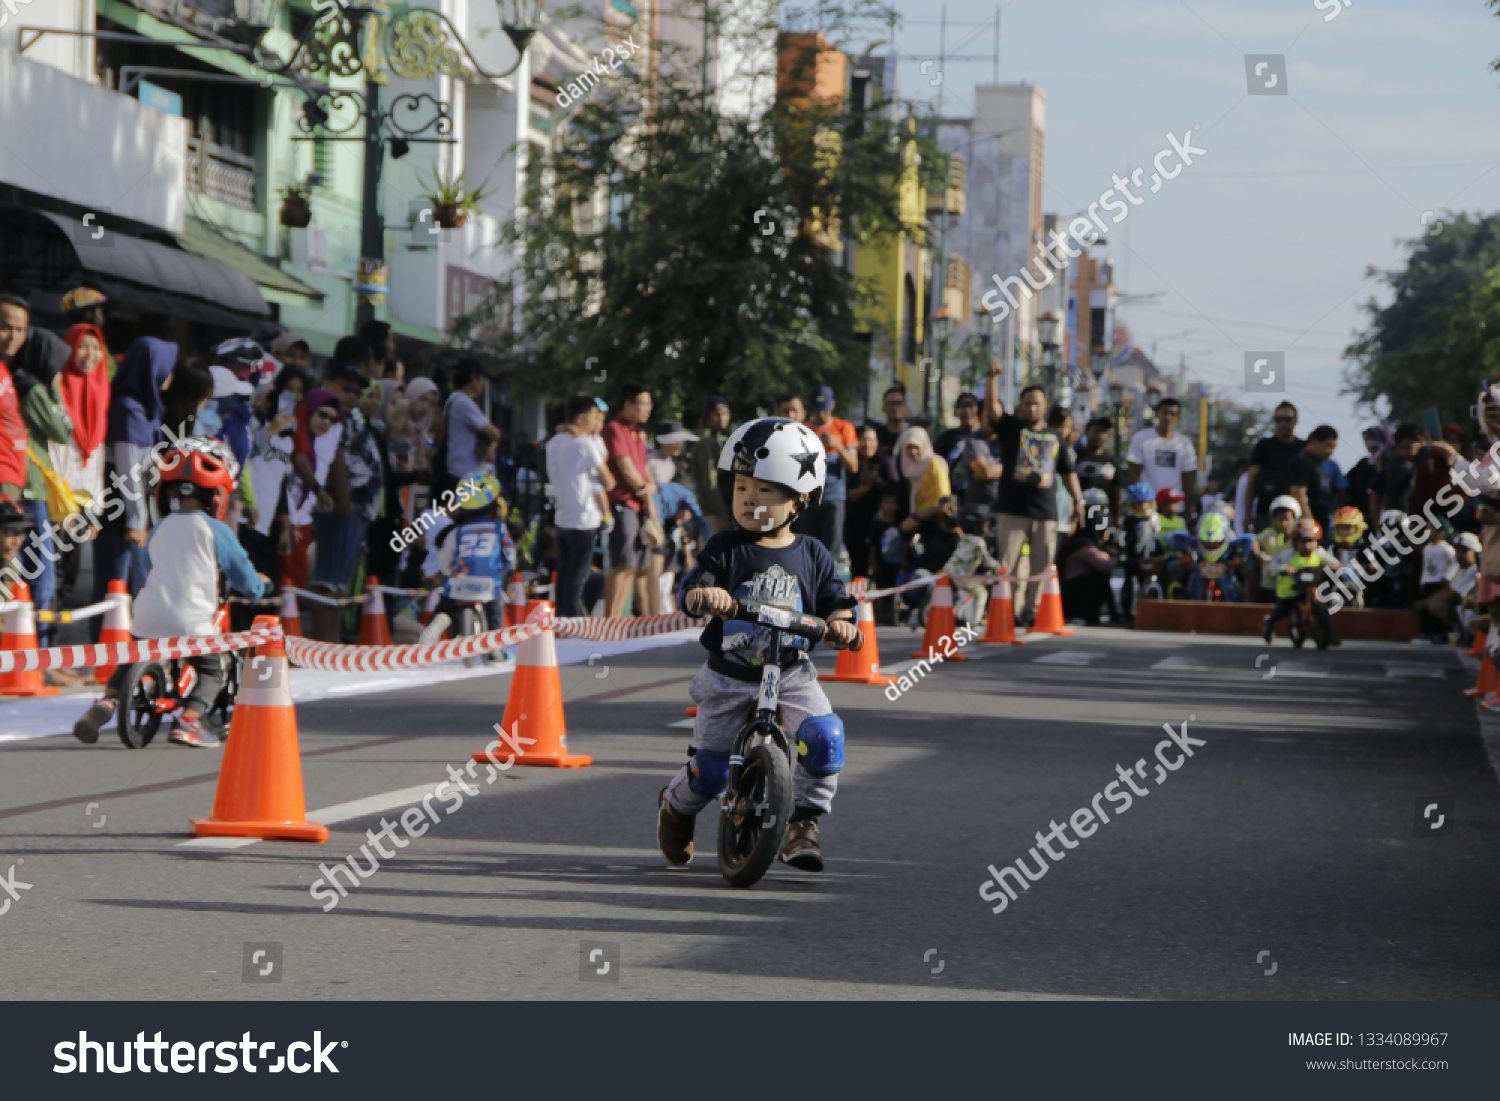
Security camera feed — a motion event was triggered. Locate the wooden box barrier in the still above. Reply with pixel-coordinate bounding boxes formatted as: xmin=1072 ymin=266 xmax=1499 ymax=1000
xmin=1133 ymin=599 xmax=1421 ymax=640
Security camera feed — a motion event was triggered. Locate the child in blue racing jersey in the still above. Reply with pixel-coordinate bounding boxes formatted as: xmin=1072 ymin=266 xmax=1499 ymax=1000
xmin=434 ymin=473 xmax=514 ymax=632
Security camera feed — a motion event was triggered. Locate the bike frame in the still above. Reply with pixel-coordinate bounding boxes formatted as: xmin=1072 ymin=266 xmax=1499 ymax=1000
xmin=725 ymin=628 xmax=793 ymax=800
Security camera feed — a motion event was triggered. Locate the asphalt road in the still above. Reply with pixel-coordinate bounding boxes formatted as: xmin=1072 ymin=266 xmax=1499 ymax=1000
xmin=1 ymin=625 xmax=1497 ymax=1001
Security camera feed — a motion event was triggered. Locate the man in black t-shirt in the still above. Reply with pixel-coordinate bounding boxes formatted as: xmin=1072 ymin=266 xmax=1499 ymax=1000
xmin=873 ymin=385 xmax=910 ymax=455
xmin=1074 ymin=416 xmax=1121 ymax=515
xmin=983 ymin=365 xmax=1085 ymax=622
xmin=1370 ymin=423 xmax=1425 ymax=518
xmin=1246 ymin=401 xmax=1309 ymax=529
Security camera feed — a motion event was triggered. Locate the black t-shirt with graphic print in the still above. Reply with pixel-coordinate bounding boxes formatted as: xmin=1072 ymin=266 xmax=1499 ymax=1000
xmin=682 ymin=529 xmax=850 ymax=668
xmin=990 ymin=413 xmax=1077 ymax=521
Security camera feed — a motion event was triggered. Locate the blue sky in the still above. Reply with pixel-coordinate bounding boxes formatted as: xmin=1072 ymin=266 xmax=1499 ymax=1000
xmin=878 ymin=0 xmax=1500 ymax=470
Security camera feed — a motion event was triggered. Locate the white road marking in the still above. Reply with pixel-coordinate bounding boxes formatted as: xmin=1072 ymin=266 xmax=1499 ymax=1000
xmin=1031 ymin=651 xmax=1107 ymax=666
xmin=177 ymin=782 xmax=442 ymax=849
xmin=1382 ymin=662 xmax=1447 ymax=679
xmin=1269 ymin=660 xmax=1330 ymax=678
xmin=1151 ymin=654 xmax=1207 ymax=670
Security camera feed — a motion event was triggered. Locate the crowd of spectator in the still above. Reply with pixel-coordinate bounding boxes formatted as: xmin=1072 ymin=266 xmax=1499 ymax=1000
xmin=3 ymin=283 xmax=1489 ymax=662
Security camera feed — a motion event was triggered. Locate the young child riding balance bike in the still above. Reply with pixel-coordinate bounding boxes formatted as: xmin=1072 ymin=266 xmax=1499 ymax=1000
xmin=658 ymin=417 xmax=860 ymax=873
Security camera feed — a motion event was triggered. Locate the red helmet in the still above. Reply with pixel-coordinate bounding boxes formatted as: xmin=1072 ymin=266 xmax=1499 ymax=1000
xmin=1155 ymin=487 xmax=1186 ymax=507
xmin=157 ymin=439 xmax=237 ymax=522
xmin=1293 ymin=518 xmax=1323 ymax=541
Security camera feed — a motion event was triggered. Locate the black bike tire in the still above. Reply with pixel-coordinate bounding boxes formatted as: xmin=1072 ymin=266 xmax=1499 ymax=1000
xmin=717 ymin=743 xmax=794 ymax=889
xmin=116 ymin=662 xmax=167 ymax=749
xmin=205 ymin=653 xmax=239 ymax=733
xmin=459 ymin=607 xmax=484 ymax=667
xmin=1289 ymin=609 xmax=1306 ymax=649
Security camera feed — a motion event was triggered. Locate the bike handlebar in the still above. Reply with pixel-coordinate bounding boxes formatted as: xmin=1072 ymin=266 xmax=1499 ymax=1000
xmin=727 ymin=598 xmax=864 ymax=651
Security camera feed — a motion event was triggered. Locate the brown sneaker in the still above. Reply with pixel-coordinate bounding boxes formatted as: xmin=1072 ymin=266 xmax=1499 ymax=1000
xmin=656 ymin=788 xmax=695 ymax=866
xmin=780 ymin=817 xmax=824 ymax=872
xmin=73 ymin=698 xmax=117 ymax=744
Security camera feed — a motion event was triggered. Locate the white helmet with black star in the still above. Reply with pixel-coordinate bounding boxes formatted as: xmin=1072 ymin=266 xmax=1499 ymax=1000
xmin=718 ymin=417 xmax=827 ymax=507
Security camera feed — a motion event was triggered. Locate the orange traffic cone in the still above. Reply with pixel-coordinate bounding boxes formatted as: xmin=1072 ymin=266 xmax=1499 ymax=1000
xmin=278 ymin=589 xmax=303 ymax=639
xmin=685 ymin=706 xmax=698 ymax=717
xmin=823 ymin=584 xmax=896 ymax=684
xmin=1469 ymin=631 xmax=1485 ymax=658
xmin=1465 ymin=653 xmax=1497 ymax=698
xmin=1465 ymin=626 xmax=1499 ymax=697
xmin=358 ymin=576 xmax=391 ymax=646
xmin=912 ymin=575 xmax=966 ymax=661
xmin=191 ymin=617 xmax=328 ymax=842
xmin=94 ymin=579 xmax=132 ymax=684
xmin=1027 ymin=566 xmax=1074 ymax=637
xmin=979 ymin=570 xmax=1023 ymax=645
xmin=504 ymin=574 xmax=528 ymax=628
xmin=0 ymin=582 xmax=59 ymax=697
xmin=474 ymin=607 xmax=590 ymax=768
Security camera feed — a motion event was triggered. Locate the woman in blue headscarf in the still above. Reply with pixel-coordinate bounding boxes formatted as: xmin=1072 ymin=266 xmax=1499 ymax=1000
xmin=93 ymin=337 xmax=176 ymax=609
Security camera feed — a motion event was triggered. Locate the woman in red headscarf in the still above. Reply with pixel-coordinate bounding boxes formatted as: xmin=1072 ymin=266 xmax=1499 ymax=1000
xmin=48 ymin=323 xmax=111 ymax=516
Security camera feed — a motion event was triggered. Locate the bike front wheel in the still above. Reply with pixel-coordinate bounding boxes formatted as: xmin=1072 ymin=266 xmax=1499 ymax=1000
xmin=717 ymin=743 xmax=794 ymax=889
xmin=1289 ymin=608 xmax=1307 ymax=649
xmin=117 ymin=662 xmax=168 ymax=748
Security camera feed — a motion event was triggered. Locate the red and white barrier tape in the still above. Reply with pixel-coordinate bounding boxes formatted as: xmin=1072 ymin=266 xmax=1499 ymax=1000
xmin=552 ymin=611 xmax=704 ymax=642
xmin=0 ymin=623 xmax=283 ymax=673
xmin=283 ymin=607 xmax=705 ymax=670
xmin=286 ymin=621 xmax=544 ymax=671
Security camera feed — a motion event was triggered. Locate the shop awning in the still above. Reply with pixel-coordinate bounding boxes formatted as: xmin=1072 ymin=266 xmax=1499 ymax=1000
xmin=30 ymin=209 xmax=271 ymax=326
xmin=176 ymin=216 xmax=324 ymax=309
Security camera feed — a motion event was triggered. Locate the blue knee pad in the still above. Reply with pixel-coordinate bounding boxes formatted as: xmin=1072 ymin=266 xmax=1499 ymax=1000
xmin=796 ymin=713 xmax=845 ymax=778
xmin=688 ymin=749 xmax=731 ymax=798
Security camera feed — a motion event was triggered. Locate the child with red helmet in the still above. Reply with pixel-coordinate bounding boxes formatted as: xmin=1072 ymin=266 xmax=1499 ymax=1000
xmin=72 ymin=440 xmax=268 ymax=748
xmin=1155 ymin=487 xmax=1187 ymax=543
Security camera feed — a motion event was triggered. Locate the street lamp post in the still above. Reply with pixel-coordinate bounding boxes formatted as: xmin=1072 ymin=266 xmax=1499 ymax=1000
xmin=931 ymin=309 xmax=951 ymax=427
xmin=258 ymin=0 xmax=542 ymax=328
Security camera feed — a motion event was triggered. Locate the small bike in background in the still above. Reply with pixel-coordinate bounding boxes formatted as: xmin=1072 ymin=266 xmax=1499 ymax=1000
xmin=1287 ymin=567 xmax=1333 ymax=651
xmin=116 ymin=606 xmax=242 ymax=748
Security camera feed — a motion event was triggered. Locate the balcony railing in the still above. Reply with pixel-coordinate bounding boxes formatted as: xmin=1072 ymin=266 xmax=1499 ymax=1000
xmin=185 ymin=137 xmax=256 ymax=210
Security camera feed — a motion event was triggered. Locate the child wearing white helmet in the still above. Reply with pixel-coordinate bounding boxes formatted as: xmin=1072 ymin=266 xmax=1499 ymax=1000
xmin=1254 ymin=494 xmax=1301 ymax=601
xmin=658 ymin=416 xmax=859 ymax=873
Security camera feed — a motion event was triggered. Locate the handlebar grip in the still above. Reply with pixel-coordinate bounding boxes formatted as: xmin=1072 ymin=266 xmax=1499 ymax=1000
xmin=850 ymin=629 xmax=865 ymax=652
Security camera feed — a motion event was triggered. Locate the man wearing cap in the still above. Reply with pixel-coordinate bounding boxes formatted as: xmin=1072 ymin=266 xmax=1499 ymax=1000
xmin=689 ymin=395 xmax=732 ymax=534
xmin=797 ymin=385 xmax=859 ymax=557
xmin=269 ymin=331 xmax=311 ymax=372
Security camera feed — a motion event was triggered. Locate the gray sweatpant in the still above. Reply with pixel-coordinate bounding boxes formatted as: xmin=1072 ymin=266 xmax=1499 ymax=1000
xmin=664 ymin=658 xmax=838 ymax=817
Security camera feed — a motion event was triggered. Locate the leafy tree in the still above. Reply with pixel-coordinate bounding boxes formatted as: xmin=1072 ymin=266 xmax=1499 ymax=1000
xmin=463 ymin=0 xmax=942 ymax=420
xmin=1342 ymin=213 xmax=1500 ymax=426
xmin=1206 ymin=401 xmax=1273 ymax=477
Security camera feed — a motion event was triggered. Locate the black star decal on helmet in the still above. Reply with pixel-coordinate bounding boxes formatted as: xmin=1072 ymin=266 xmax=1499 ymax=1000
xmin=792 ymin=448 xmax=820 ymax=479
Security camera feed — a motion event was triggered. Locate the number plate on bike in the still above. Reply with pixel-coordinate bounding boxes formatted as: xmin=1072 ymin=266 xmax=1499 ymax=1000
xmin=757 ymin=605 xmax=795 ymax=629
xmin=1201 ymin=561 xmax=1225 ymax=578
xmin=447 ymin=576 xmax=496 ymax=602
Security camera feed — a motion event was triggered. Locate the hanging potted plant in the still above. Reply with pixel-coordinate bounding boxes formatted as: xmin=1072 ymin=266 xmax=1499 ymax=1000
xmin=418 ymin=168 xmax=492 ymax=229
xmin=278 ymin=182 xmax=313 ymax=228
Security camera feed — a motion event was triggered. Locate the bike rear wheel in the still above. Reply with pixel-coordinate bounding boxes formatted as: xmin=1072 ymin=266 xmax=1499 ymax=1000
xmin=117 ymin=662 xmax=168 ymax=748
xmin=717 ymin=743 xmax=794 ymax=889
